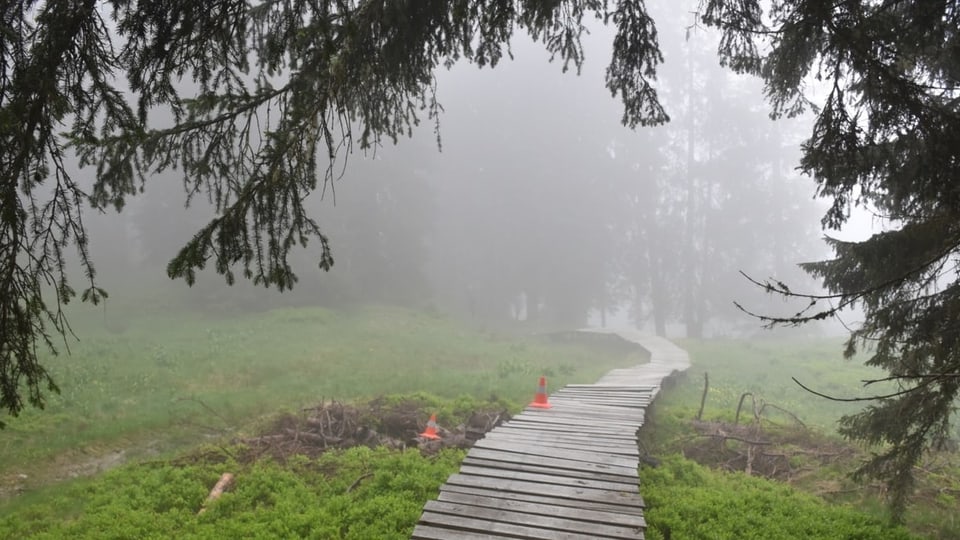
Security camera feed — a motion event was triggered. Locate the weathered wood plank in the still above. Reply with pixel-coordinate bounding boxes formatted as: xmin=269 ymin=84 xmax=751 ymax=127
xmin=417 ymin=512 xmax=620 ymax=540
xmin=494 ymin=424 xmax=637 ymax=440
xmin=457 ymin=465 xmax=638 ymax=492
xmin=548 ymin=398 xmax=650 ymax=408
xmin=551 ymin=394 xmax=651 ymax=404
xmin=544 ymin=398 xmax=648 ymax=410
xmin=481 ymin=432 xmax=640 ymax=456
xmin=540 ymin=404 xmax=647 ymax=419
xmin=563 ymin=384 xmax=658 ymax=391
xmin=439 ymin=483 xmax=646 ymax=516
xmin=481 ymin=428 xmax=640 ymax=448
xmin=497 ymin=425 xmax=638 ymax=440
xmin=437 ymin=490 xmax=646 ymax=528
xmin=444 ymin=474 xmax=646 ymax=508
xmin=423 ymin=500 xmax=644 ymax=538
xmin=462 ymin=456 xmax=637 ymax=484
xmin=554 ymin=389 xmax=652 ymax=397
xmin=411 ymin=524 xmax=519 ymax=539
xmin=465 ymin=448 xmax=639 ymax=479
xmin=551 ymin=393 xmax=651 ymax=401
xmin=471 ymin=438 xmax=638 ymax=468
xmin=513 ymin=410 xmax=642 ymax=425
xmin=517 ymin=408 xmax=645 ymax=423
xmin=496 ymin=422 xmax=638 ymax=440
xmin=510 ymin=413 xmax=643 ymax=430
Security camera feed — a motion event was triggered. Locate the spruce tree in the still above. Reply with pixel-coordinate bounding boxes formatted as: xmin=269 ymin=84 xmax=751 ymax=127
xmin=707 ymin=0 xmax=960 ymax=520
xmin=0 ymin=0 xmax=667 ymax=426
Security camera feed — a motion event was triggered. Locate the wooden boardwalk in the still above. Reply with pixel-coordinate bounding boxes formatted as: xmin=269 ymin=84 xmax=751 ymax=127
xmin=411 ymin=332 xmax=690 ymax=539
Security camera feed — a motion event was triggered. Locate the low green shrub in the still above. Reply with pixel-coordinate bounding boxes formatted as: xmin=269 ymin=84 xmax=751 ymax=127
xmin=0 ymin=447 xmax=464 ymax=539
xmin=640 ymin=456 xmax=917 ymax=540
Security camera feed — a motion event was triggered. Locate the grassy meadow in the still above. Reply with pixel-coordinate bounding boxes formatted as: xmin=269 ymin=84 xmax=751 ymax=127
xmin=0 ymin=304 xmax=641 ymax=495
xmin=640 ymin=338 xmax=959 ymax=539
xmin=0 ymin=305 xmax=952 ymax=538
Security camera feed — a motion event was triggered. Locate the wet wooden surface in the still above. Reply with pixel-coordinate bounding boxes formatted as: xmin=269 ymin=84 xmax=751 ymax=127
xmin=411 ymin=333 xmax=690 ymax=540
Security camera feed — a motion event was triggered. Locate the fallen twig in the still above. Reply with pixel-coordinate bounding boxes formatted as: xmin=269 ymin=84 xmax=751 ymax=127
xmin=198 ymin=472 xmax=234 ymax=515
xmin=346 ymin=472 xmax=373 ymax=493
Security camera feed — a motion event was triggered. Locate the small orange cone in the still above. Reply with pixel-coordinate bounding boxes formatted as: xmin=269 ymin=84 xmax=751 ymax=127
xmin=529 ymin=376 xmax=552 ymax=409
xmin=419 ymin=413 xmax=441 ymax=439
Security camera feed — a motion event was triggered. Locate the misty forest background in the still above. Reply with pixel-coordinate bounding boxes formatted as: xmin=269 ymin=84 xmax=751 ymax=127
xmin=78 ymin=6 xmax=830 ymax=337
xmin=8 ymin=2 xmax=960 ymax=537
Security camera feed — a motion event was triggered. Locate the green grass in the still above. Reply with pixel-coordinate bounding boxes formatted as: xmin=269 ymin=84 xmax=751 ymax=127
xmin=640 ymin=455 xmax=916 ymax=540
xmin=0 ymin=446 xmax=464 ymax=539
xmin=672 ymin=338 xmax=896 ymax=430
xmin=1 ymin=304 xmax=643 ymax=493
xmin=640 ymin=338 xmax=960 ymax=539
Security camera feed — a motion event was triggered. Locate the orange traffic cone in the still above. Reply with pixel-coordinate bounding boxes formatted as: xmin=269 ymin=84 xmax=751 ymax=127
xmin=419 ymin=413 xmax=441 ymax=440
xmin=529 ymin=376 xmax=552 ymax=409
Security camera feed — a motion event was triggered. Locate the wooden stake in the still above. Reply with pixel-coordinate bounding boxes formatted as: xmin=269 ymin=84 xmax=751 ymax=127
xmin=696 ymin=372 xmax=709 ymax=420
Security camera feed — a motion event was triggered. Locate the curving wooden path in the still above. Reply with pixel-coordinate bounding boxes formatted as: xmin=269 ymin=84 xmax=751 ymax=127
xmin=411 ymin=332 xmax=690 ymax=540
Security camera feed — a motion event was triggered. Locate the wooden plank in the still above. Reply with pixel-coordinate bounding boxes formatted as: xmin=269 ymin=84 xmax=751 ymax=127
xmin=553 ymin=388 xmax=652 ymax=397
xmin=494 ymin=426 xmax=637 ymax=442
xmin=411 ymin=524 xmax=519 ymax=539
xmin=495 ymin=424 xmax=637 ymax=440
xmin=439 ymin=483 xmax=646 ymax=517
xmin=550 ymin=397 xmax=649 ymax=408
xmin=530 ymin=399 xmax=642 ymax=409
xmin=563 ymin=384 xmax=658 ymax=390
xmin=511 ymin=413 xmax=643 ymax=430
xmin=483 ymin=428 xmax=640 ymax=448
xmin=497 ymin=423 xmax=638 ymax=440
xmin=457 ymin=465 xmax=638 ymax=492
xmin=542 ymin=403 xmax=647 ymax=419
xmin=548 ymin=402 xmax=646 ymax=411
xmin=444 ymin=474 xmax=645 ymax=508
xmin=462 ymin=456 xmax=637 ymax=484
xmin=555 ymin=390 xmax=650 ymax=397
xmin=525 ymin=402 xmax=643 ymax=414
xmin=482 ymin=432 xmax=639 ymax=456
xmin=513 ymin=411 xmax=642 ymax=427
xmin=437 ymin=490 xmax=646 ymax=528
xmin=553 ymin=391 xmax=652 ymax=399
xmin=465 ymin=448 xmax=639 ymax=479
xmin=472 ymin=438 xmax=638 ymax=468
xmin=483 ymin=431 xmax=639 ymax=450
xmin=501 ymin=423 xmax=638 ymax=439
xmin=487 ymin=423 xmax=639 ymax=440
xmin=503 ymin=419 xmax=637 ymax=436
xmin=551 ymin=394 xmax=651 ymax=404
xmin=423 ymin=500 xmax=644 ymax=539
xmin=517 ymin=409 xmax=645 ymax=425
xmin=545 ymin=398 xmax=647 ymax=411
xmin=551 ymin=396 xmax=651 ymax=406
xmin=418 ymin=511 xmax=614 ymax=540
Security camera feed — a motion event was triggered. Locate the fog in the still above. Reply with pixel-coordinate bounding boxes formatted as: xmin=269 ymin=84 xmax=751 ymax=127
xmin=80 ymin=0 xmax=838 ymax=339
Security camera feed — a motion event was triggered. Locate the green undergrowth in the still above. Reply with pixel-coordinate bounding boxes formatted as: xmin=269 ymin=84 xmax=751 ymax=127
xmin=673 ymin=338 xmax=897 ymax=431
xmin=640 ymin=338 xmax=960 ymax=539
xmin=640 ymin=456 xmax=916 ymax=540
xmin=0 ymin=445 xmax=464 ymax=539
xmin=1 ymin=304 xmax=642 ymax=492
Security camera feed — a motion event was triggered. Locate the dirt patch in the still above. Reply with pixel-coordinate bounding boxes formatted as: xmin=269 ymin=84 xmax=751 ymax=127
xmin=230 ymin=398 xmax=509 ymax=464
